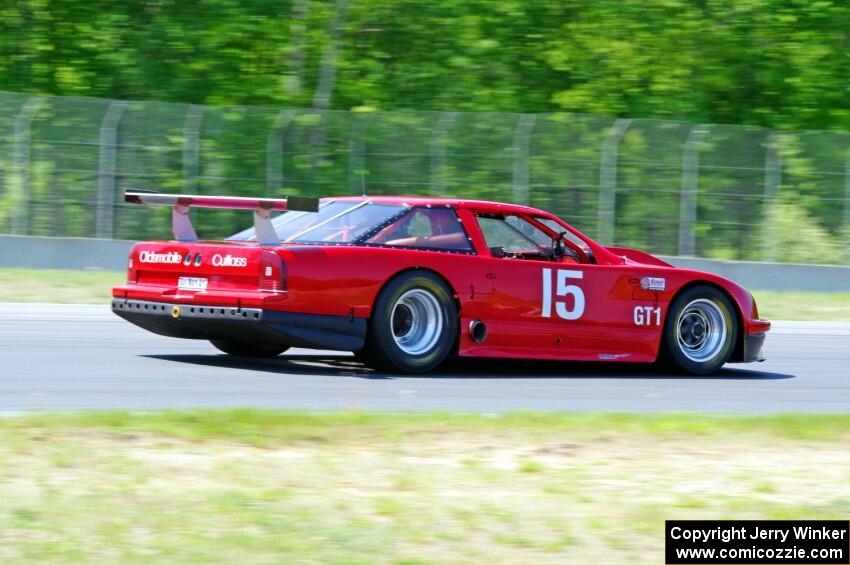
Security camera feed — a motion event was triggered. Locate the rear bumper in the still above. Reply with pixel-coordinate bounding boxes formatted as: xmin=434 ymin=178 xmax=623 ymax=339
xmin=111 ymin=298 xmax=366 ymax=351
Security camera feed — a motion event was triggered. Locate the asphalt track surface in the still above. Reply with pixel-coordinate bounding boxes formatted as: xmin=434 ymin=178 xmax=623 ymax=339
xmin=1 ymin=304 xmax=848 ymax=413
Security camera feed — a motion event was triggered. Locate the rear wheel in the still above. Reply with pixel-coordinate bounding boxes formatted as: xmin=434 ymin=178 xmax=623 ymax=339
xmin=662 ymin=285 xmax=737 ymax=375
xmin=210 ymin=340 xmax=289 ymax=358
xmin=362 ymin=271 xmax=457 ymax=373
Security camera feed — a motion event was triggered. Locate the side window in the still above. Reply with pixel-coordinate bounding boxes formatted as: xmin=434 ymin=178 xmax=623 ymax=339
xmin=504 ymin=215 xmax=555 ymax=247
xmin=405 ymin=210 xmax=433 ymax=237
xmin=477 ymin=216 xmax=544 ymax=254
xmin=535 ymin=217 xmax=593 ymax=256
xmin=366 ymin=207 xmax=472 ymax=252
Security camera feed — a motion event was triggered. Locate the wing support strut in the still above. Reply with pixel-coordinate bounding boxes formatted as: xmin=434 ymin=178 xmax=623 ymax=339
xmin=124 ymin=189 xmax=319 ymax=246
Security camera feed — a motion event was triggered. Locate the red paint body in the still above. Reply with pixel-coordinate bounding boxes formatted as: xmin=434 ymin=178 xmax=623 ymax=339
xmin=113 ymin=196 xmax=770 ymax=363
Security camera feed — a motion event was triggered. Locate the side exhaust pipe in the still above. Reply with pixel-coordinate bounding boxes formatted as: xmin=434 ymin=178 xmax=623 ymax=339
xmin=469 ymin=320 xmax=487 ymax=343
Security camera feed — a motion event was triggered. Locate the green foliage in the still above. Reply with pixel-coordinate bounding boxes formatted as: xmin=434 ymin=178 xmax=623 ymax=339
xmin=1 ymin=1 xmax=849 ymax=262
xmin=760 ymin=197 xmax=844 ymax=264
xmin=1 ymin=0 xmax=850 ymax=130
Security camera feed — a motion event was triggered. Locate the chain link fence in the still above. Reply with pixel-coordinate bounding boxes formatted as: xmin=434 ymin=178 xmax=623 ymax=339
xmin=1 ymin=91 xmax=848 ymax=264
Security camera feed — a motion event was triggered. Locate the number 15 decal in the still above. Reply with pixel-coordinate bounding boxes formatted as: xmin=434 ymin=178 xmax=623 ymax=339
xmin=541 ymin=268 xmax=585 ymax=320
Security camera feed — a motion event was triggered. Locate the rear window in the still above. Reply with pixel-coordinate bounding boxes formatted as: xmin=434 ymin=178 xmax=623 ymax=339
xmin=229 ymin=200 xmax=358 ymax=241
xmin=366 ymin=207 xmax=472 ymax=252
xmin=286 ymin=202 xmax=407 ymax=244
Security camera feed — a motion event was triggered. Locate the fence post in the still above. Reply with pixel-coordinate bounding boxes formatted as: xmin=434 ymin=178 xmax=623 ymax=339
xmin=844 ymin=149 xmax=850 ymax=265
xmin=511 ymin=114 xmax=536 ymax=205
xmin=348 ymin=112 xmax=371 ymax=194
xmin=10 ymin=96 xmax=45 ymax=235
xmin=761 ymin=134 xmax=782 ymax=262
xmin=679 ymin=126 xmax=709 ymax=256
xmin=182 ymin=105 xmax=204 ymax=193
xmin=95 ymin=100 xmax=127 ymax=239
xmin=429 ymin=112 xmax=457 ymax=196
xmin=266 ymin=109 xmax=297 ymax=197
xmin=597 ymin=118 xmax=631 ymax=245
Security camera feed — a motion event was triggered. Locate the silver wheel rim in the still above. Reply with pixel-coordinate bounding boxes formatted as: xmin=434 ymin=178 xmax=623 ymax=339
xmin=676 ymin=298 xmax=728 ymax=363
xmin=391 ymin=289 xmax=443 ymax=356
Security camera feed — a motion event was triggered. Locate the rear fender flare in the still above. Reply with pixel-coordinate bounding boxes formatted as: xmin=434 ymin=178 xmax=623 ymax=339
xmin=369 ymin=266 xmax=462 ymax=348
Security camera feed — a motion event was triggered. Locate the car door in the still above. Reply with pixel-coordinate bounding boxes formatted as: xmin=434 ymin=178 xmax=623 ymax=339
xmin=470 ymin=214 xmax=655 ymax=362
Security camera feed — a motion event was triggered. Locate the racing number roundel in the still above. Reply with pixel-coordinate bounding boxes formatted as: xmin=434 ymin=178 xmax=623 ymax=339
xmin=541 ymin=268 xmax=585 ymax=320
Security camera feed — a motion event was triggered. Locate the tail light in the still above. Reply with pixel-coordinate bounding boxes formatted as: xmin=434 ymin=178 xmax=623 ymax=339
xmin=258 ymin=251 xmax=286 ymax=293
xmin=127 ymin=256 xmax=138 ymax=284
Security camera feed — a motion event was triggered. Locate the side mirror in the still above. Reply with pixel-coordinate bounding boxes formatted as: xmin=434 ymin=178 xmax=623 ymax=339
xmin=552 ymin=233 xmax=567 ymax=259
xmin=489 ymin=246 xmax=506 ymax=258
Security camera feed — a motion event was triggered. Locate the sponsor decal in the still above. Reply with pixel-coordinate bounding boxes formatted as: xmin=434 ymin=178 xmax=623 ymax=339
xmin=211 ymin=254 xmax=248 ymax=268
xmin=640 ymin=276 xmax=666 ymax=291
xmin=138 ymin=251 xmax=182 ymax=264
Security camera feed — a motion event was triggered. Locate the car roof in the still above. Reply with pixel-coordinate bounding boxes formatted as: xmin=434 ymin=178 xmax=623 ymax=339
xmin=324 ymin=195 xmax=551 ymax=217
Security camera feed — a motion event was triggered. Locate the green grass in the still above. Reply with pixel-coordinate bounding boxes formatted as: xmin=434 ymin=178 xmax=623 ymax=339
xmin=0 ymin=268 xmax=122 ymax=304
xmin=1 ymin=411 xmax=849 ymax=564
xmin=751 ymin=290 xmax=850 ymax=321
xmin=0 ymin=268 xmax=848 ymax=320
xmin=14 ymin=410 xmax=850 ymax=444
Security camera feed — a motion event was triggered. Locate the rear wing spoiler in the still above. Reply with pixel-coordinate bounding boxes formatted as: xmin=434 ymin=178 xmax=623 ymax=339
xmin=123 ymin=189 xmax=319 ymax=245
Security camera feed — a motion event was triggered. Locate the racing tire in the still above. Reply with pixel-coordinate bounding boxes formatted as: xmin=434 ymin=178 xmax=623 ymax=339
xmin=210 ymin=340 xmax=289 ymax=358
xmin=662 ymin=285 xmax=738 ymax=375
xmin=362 ymin=271 xmax=458 ymax=373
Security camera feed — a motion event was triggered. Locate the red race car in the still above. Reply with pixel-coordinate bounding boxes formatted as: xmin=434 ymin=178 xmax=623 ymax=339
xmin=112 ymin=190 xmax=770 ymax=374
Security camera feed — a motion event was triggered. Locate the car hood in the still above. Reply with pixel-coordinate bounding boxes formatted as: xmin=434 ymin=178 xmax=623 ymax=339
xmin=605 ymin=246 xmax=674 ymax=268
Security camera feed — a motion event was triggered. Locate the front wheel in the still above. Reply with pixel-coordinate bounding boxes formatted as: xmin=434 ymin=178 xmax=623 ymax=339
xmin=210 ymin=340 xmax=289 ymax=358
xmin=362 ymin=271 xmax=457 ymax=373
xmin=662 ymin=285 xmax=738 ymax=375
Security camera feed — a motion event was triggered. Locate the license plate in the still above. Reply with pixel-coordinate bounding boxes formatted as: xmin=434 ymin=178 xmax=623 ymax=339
xmin=178 ymin=277 xmax=208 ymax=291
